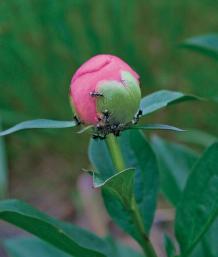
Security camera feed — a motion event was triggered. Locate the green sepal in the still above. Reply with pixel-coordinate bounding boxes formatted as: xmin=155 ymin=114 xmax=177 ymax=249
xmin=97 ymin=71 xmax=141 ymax=125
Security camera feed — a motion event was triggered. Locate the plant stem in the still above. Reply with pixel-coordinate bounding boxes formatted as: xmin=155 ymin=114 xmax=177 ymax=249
xmin=105 ymin=133 xmax=158 ymax=257
xmin=132 ymin=200 xmax=158 ymax=257
xmin=141 ymin=240 xmax=158 ymax=257
xmin=105 ymin=133 xmax=125 ymax=172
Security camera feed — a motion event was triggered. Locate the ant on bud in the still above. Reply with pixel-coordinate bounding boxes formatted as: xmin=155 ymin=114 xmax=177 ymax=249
xmin=132 ymin=109 xmax=142 ymax=124
xmin=112 ymin=124 xmax=120 ymax=136
xmin=102 ymin=110 xmax=110 ymax=123
xmin=74 ymin=115 xmax=81 ymax=125
xmin=93 ymin=111 xmax=127 ymax=139
xmin=89 ymin=91 xmax=104 ymax=97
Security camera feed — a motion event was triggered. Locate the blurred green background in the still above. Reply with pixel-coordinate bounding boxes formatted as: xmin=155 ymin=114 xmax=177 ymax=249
xmin=0 ymin=0 xmax=217 ymax=207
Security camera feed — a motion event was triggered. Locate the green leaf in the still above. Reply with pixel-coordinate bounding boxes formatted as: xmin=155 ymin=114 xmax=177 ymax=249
xmin=3 ymin=236 xmax=144 ymax=257
xmin=180 ymin=34 xmax=218 ymax=59
xmin=127 ymin=131 xmax=159 ymax=233
xmin=3 ymin=237 xmax=71 ymax=257
xmin=0 ymin=120 xmax=8 ymax=198
xmin=201 ymin=218 xmax=218 ymax=257
xmin=118 ymin=130 xmax=159 ymax=233
xmin=77 ymin=125 xmax=94 ymax=134
xmin=100 ymin=168 xmax=143 ymax=243
xmin=89 ymin=131 xmax=159 ymax=239
xmin=0 ymin=119 xmax=77 ymax=136
xmin=151 ymin=136 xmax=198 ymax=206
xmin=130 ymin=124 xmax=184 ymax=132
xmin=163 ymin=234 xmax=176 ymax=257
xmin=88 ymin=138 xmax=115 ymax=181
xmin=92 ymin=168 xmax=134 ymax=188
xmin=185 ymin=219 xmax=218 ymax=257
xmin=175 ymin=143 xmax=218 ymax=256
xmin=113 ymin=243 xmax=143 ymax=257
xmin=106 ymin=237 xmax=143 ymax=257
xmin=176 ymin=129 xmax=217 ymax=148
xmin=0 ymin=199 xmax=110 ymax=257
xmin=140 ymin=90 xmax=199 ymax=116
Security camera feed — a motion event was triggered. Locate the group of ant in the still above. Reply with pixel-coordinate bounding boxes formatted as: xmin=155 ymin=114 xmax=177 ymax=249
xmin=74 ymin=91 xmax=142 ymax=139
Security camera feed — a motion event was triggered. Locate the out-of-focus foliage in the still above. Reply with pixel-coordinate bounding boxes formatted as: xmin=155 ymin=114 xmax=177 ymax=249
xmin=0 ymin=120 xmax=8 ymax=198
xmin=180 ymin=34 xmax=218 ymax=59
xmin=0 ymin=0 xmax=217 ymax=158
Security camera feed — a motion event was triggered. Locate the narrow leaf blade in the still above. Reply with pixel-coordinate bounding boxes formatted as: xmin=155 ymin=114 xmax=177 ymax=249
xmin=0 ymin=119 xmax=77 ymax=136
xmin=130 ymin=124 xmax=184 ymax=132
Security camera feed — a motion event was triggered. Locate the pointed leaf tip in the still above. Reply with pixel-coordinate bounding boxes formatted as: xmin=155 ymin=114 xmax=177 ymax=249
xmin=0 ymin=119 xmax=77 ymax=136
xmin=140 ymin=90 xmax=200 ymax=117
xmin=130 ymin=123 xmax=185 ymax=132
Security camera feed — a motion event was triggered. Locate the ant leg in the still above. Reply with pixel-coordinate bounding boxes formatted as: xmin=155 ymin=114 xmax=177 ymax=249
xmin=137 ymin=109 xmax=143 ymax=117
xmin=99 ymin=135 xmax=106 ymax=140
xmin=102 ymin=110 xmax=110 ymax=123
xmin=113 ymin=130 xmax=120 ymax=137
xmin=132 ymin=109 xmax=142 ymax=124
xmin=74 ymin=115 xmax=81 ymax=125
xmin=92 ymin=134 xmax=99 ymax=139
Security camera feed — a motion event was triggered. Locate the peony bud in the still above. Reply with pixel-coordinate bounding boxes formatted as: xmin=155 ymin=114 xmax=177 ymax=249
xmin=69 ymin=54 xmax=141 ymax=133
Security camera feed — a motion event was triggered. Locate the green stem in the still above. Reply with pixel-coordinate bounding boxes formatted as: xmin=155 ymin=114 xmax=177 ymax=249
xmin=105 ymin=133 xmax=158 ymax=257
xmin=141 ymin=240 xmax=158 ymax=257
xmin=131 ymin=200 xmax=158 ymax=257
xmin=105 ymin=134 xmax=125 ymax=172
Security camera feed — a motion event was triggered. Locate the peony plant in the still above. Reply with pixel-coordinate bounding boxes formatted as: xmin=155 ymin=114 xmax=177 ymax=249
xmin=0 ymin=55 xmax=218 ymax=257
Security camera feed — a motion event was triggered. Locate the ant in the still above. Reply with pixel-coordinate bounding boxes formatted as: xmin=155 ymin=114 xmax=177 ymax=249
xmin=89 ymin=91 xmax=104 ymax=97
xmin=102 ymin=110 xmax=110 ymax=123
xmin=74 ymin=115 xmax=81 ymax=125
xmin=132 ymin=109 xmax=142 ymax=124
xmin=93 ymin=113 xmax=124 ymax=139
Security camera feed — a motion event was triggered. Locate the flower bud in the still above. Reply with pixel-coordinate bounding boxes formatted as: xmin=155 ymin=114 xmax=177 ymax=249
xmin=69 ymin=54 xmax=141 ymax=127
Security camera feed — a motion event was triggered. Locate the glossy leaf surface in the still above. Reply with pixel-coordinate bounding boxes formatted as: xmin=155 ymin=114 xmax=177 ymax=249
xmin=175 ymin=143 xmax=218 ymax=255
xmin=99 ymin=169 xmax=142 ymax=242
xmin=0 ymin=199 xmax=110 ymax=257
xmin=151 ymin=136 xmax=198 ymax=205
xmin=3 ymin=237 xmax=71 ymax=257
xmin=140 ymin=90 xmax=199 ymax=116
xmin=118 ymin=130 xmax=159 ymax=233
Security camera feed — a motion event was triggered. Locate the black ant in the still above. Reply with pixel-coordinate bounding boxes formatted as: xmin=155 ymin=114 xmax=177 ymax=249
xmin=74 ymin=115 xmax=81 ymax=125
xmin=89 ymin=91 xmax=104 ymax=97
xmin=132 ymin=109 xmax=142 ymax=124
